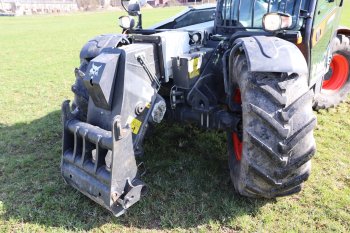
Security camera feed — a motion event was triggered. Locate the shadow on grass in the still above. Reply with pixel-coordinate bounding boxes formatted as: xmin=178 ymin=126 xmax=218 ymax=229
xmin=0 ymin=110 xmax=271 ymax=231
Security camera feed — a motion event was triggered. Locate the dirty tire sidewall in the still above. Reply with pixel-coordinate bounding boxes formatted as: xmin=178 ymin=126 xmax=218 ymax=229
xmin=227 ymin=52 xmax=316 ymax=198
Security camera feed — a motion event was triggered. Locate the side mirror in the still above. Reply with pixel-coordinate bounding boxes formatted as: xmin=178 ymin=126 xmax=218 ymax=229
xmin=119 ymin=16 xmax=135 ymax=30
xmin=126 ymin=0 xmax=146 ymax=16
xmin=121 ymin=0 xmax=145 ymax=29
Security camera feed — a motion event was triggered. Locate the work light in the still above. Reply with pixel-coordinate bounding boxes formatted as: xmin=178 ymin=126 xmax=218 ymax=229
xmin=119 ymin=15 xmax=135 ymax=30
xmin=262 ymin=13 xmax=292 ymax=32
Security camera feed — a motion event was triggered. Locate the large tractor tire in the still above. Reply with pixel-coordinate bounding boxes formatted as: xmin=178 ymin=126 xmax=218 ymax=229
xmin=228 ymin=53 xmax=317 ymax=198
xmin=314 ymin=34 xmax=350 ymax=110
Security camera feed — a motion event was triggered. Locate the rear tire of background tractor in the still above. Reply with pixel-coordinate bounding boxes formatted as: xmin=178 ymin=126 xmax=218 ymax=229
xmin=314 ymin=34 xmax=350 ymax=110
xmin=228 ymin=53 xmax=317 ymax=198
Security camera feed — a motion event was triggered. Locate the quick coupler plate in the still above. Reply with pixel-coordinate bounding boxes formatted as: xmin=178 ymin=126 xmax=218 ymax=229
xmin=61 ymin=100 xmax=147 ymax=216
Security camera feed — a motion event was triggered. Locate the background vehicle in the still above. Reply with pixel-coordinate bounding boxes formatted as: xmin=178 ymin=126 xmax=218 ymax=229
xmin=61 ymin=0 xmax=350 ymax=216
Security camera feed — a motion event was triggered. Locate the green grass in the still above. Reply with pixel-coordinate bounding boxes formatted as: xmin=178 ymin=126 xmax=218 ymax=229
xmin=0 ymin=5 xmax=350 ymax=233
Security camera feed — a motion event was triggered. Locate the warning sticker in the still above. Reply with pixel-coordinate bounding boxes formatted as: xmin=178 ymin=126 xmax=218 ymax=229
xmin=126 ymin=116 xmax=142 ymax=134
xmin=188 ymin=57 xmax=202 ymax=79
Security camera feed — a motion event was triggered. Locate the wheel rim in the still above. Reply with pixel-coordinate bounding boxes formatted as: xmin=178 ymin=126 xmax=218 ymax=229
xmin=232 ymin=133 xmax=242 ymax=161
xmin=232 ymin=89 xmax=242 ymax=161
xmin=322 ymin=54 xmax=349 ymax=92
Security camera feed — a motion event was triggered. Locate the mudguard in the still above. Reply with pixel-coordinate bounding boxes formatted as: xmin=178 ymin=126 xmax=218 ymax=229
xmin=234 ymin=36 xmax=308 ymax=75
xmin=337 ymin=26 xmax=350 ymax=37
xmin=80 ymin=34 xmax=129 ymax=60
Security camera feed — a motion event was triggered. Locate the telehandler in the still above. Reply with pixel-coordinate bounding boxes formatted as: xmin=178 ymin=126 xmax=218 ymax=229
xmin=61 ymin=0 xmax=350 ymax=216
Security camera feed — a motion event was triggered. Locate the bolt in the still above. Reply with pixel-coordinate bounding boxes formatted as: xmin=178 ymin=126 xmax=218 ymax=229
xmin=135 ymin=103 xmax=145 ymax=115
xmin=111 ymin=192 xmax=120 ymax=202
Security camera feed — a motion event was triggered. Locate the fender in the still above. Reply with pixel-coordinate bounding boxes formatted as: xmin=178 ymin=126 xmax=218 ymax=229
xmin=80 ymin=34 xmax=129 ymax=60
xmin=233 ymin=36 xmax=308 ymax=75
xmin=337 ymin=26 xmax=350 ymax=37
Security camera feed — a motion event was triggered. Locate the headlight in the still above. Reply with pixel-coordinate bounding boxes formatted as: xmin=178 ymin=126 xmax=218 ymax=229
xmin=119 ymin=15 xmax=135 ymax=30
xmin=262 ymin=13 xmax=293 ymax=32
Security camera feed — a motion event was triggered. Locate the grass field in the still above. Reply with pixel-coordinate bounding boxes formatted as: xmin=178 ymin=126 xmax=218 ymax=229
xmin=0 ymin=5 xmax=350 ymax=233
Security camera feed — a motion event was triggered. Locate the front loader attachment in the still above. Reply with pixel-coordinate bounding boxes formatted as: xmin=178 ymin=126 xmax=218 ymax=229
xmin=61 ymin=43 xmax=165 ymax=216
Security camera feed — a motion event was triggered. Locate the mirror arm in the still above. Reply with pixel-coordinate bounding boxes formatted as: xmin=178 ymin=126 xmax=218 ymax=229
xmin=137 ymin=13 xmax=142 ymax=29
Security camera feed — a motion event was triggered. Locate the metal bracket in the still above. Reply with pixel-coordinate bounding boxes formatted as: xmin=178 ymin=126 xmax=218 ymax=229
xmin=170 ymin=86 xmax=185 ymax=109
xmin=123 ymin=179 xmax=147 ymax=209
xmin=112 ymin=178 xmax=147 ymax=212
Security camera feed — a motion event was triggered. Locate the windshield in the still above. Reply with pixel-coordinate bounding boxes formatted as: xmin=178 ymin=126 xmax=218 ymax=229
xmin=219 ymin=0 xmax=308 ymax=28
